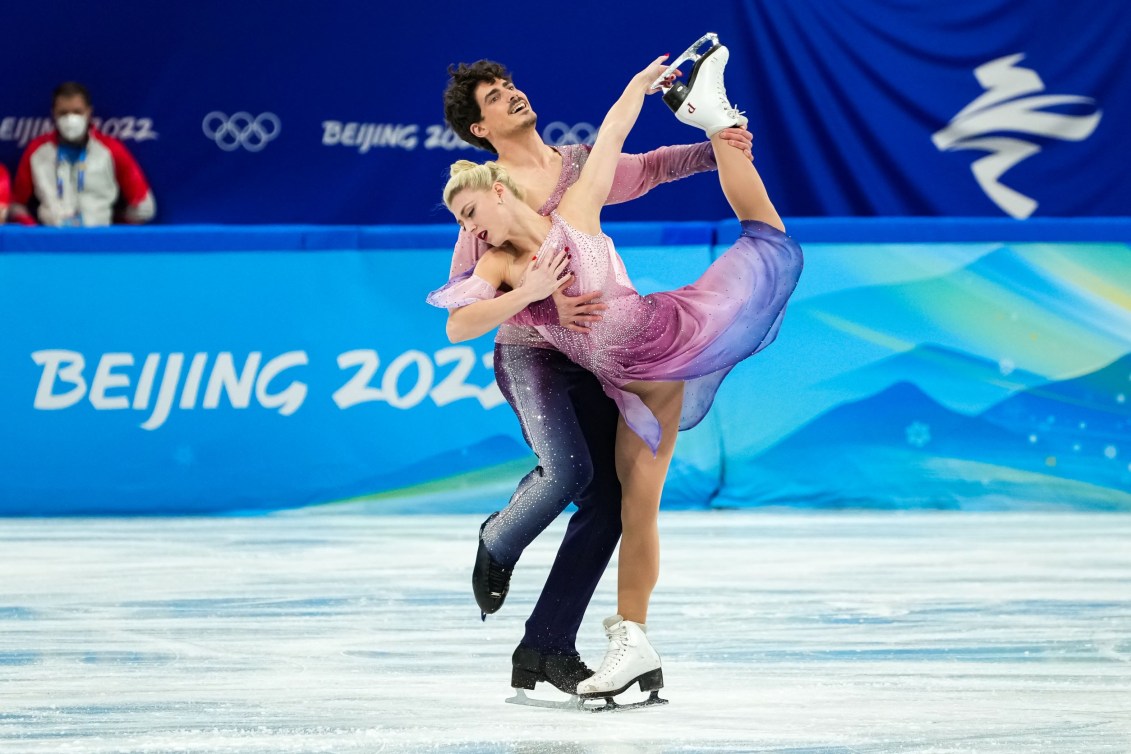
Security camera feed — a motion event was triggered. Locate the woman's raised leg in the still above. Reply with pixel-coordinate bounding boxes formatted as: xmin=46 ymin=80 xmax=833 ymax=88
xmin=710 ymin=131 xmax=784 ymax=231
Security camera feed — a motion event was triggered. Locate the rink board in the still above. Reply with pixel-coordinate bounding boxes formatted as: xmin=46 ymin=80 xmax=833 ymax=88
xmin=1 ymin=219 xmax=1129 ymax=513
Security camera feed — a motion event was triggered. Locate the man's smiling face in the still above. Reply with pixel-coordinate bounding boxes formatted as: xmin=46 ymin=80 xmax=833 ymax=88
xmin=470 ymin=78 xmax=537 ymax=145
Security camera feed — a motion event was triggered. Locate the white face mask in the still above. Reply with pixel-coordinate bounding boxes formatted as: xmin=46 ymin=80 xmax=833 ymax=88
xmin=56 ymin=113 xmax=89 ymax=142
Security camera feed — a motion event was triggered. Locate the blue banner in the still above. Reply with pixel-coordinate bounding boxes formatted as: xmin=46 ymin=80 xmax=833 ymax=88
xmin=2 ymin=220 xmax=1130 ymax=514
xmin=0 ymin=223 xmax=719 ymax=514
xmin=1 ymin=0 xmax=1127 ymax=224
xmin=0 ymin=233 xmax=511 ymax=513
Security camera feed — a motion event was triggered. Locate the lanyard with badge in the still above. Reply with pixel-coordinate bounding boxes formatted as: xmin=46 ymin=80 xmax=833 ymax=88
xmin=55 ymin=146 xmax=86 ymax=227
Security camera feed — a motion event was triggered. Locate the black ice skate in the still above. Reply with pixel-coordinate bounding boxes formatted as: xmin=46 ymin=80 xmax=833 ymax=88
xmin=652 ymin=32 xmax=748 ymax=137
xmin=472 ymin=512 xmax=512 ymax=620
xmin=505 ymin=646 xmax=594 ymax=711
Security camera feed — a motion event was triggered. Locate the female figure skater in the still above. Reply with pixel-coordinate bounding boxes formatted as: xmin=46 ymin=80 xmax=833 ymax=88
xmin=431 ymin=37 xmax=803 ymax=702
xmin=436 ymin=57 xmax=753 ymax=705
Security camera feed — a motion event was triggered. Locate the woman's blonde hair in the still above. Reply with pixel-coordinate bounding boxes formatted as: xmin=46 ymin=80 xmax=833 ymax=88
xmin=443 ymin=160 xmax=523 ymax=211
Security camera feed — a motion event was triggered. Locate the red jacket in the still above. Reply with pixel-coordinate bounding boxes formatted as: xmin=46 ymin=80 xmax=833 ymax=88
xmin=0 ymin=163 xmax=10 ymax=221
xmin=10 ymin=127 xmax=155 ymax=226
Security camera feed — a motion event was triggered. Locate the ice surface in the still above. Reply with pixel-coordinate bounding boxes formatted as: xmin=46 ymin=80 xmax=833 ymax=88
xmin=1 ymin=511 xmax=1129 ymax=753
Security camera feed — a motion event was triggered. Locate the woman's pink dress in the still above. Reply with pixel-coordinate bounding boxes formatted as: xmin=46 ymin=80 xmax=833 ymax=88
xmin=432 ymin=212 xmax=803 ymax=453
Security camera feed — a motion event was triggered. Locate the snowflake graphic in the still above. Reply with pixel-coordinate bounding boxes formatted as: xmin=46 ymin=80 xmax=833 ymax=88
xmin=905 ymin=422 xmax=931 ymax=448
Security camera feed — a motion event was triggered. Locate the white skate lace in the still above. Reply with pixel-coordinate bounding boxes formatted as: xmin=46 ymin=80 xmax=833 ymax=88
xmin=713 ymin=72 xmax=747 ymax=127
xmin=594 ymin=625 xmax=631 ymax=680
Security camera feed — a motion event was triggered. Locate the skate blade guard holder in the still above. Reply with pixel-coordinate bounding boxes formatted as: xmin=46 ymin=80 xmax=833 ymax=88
xmin=507 ymin=666 xmax=668 ymax=713
xmin=651 ymin=31 xmax=720 ymax=94
xmin=578 ymin=667 xmax=668 ymax=712
xmin=505 ymin=688 xmax=585 ymax=711
xmin=583 ymin=688 xmax=668 ymax=712
xmin=504 ymin=688 xmax=668 ymax=713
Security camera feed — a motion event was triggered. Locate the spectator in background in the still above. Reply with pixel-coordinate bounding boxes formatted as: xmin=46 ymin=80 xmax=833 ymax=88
xmin=0 ymin=163 xmax=9 ymax=223
xmin=9 ymin=82 xmax=155 ymax=227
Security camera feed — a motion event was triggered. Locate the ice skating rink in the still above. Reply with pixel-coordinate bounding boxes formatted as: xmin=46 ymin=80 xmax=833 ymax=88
xmin=2 ymin=511 xmax=1129 ymax=753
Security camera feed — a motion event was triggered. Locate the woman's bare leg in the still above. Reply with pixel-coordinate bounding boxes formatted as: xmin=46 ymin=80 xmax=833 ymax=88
xmin=710 ymin=132 xmax=784 ymax=231
xmin=614 ymin=381 xmax=684 ymax=624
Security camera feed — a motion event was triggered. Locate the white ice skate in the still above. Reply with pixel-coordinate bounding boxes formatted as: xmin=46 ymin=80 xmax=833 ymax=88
xmin=576 ymin=615 xmax=667 ymax=711
xmin=652 ymin=32 xmax=747 ymax=137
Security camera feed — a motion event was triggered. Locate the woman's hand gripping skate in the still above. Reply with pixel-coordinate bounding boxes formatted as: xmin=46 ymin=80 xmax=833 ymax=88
xmin=639 ymin=55 xmax=680 ymax=95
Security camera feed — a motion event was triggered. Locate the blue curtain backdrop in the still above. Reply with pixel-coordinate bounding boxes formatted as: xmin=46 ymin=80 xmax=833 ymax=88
xmin=1 ymin=0 xmax=1127 ymax=224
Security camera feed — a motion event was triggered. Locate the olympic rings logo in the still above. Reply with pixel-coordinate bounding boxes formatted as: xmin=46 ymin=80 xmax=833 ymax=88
xmin=202 ymin=111 xmax=282 ymax=152
xmin=541 ymin=121 xmax=597 ymax=146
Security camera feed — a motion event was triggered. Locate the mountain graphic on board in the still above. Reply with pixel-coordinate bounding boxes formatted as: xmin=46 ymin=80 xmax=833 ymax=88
xmin=787 ymin=243 xmax=1131 ymax=383
xmin=820 ymin=342 xmax=1049 ymax=414
xmin=735 ymin=380 xmax=1131 ymax=510
xmin=979 ymin=352 xmax=1131 ymax=488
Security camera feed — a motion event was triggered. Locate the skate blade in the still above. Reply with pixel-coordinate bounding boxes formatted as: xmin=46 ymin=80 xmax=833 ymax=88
xmin=505 ymin=688 xmax=583 ymax=711
xmin=651 ymin=32 xmax=720 ymax=91
xmin=583 ymin=690 xmax=668 ymax=713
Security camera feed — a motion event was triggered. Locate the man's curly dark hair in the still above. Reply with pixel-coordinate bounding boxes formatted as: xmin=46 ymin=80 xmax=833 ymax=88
xmin=443 ymin=60 xmax=513 ymax=155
